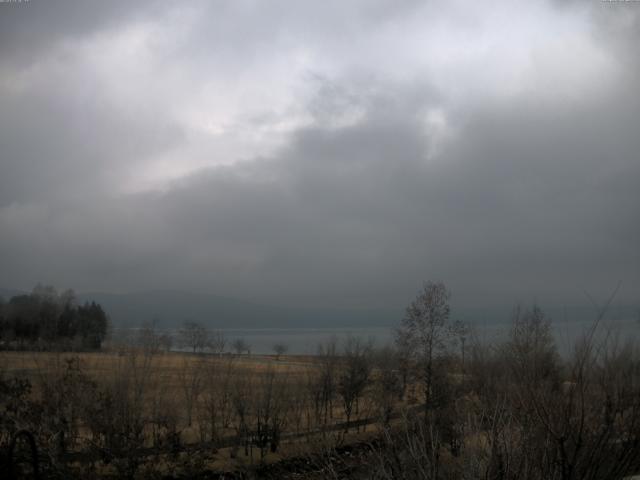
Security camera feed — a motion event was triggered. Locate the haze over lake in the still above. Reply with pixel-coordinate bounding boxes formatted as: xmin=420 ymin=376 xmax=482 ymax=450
xmin=123 ymin=313 xmax=638 ymax=356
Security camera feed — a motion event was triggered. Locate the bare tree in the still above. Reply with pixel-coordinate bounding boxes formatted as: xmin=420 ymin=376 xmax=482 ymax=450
xmin=179 ymin=320 xmax=209 ymax=354
xmin=272 ymin=343 xmax=288 ymax=360
xmin=371 ymin=346 xmax=403 ymax=425
xmin=316 ymin=338 xmax=339 ymax=427
xmin=209 ymin=330 xmax=226 ymax=355
xmin=396 ymin=281 xmax=453 ymax=414
xmin=84 ymin=347 xmax=159 ymax=478
xmin=198 ymin=355 xmax=235 ymax=444
xmin=496 ymin=296 xmax=640 ymax=480
xmin=394 ymin=332 xmax=413 ymax=400
xmin=178 ymin=355 xmax=206 ymax=427
xmin=450 ymin=319 xmax=470 ymax=377
xmin=230 ymin=369 xmax=253 ymax=458
xmin=506 ymin=304 xmax=559 ymax=385
xmin=136 ymin=319 xmax=165 ymax=355
xmin=253 ymin=367 xmax=291 ymax=459
xmin=337 ymin=337 xmax=372 ymax=431
xmin=232 ymin=338 xmax=250 ymax=356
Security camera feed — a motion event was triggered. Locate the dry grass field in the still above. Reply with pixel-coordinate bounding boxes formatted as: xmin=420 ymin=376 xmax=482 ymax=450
xmin=0 ymin=348 xmax=391 ymax=477
xmin=0 ymin=350 xmax=314 ymax=384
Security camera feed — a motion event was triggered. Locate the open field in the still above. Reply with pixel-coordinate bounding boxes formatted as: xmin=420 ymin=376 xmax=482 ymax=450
xmin=0 ymin=347 xmax=403 ymax=478
xmin=0 ymin=348 xmax=386 ymax=431
xmin=0 ymin=350 xmax=316 ymax=384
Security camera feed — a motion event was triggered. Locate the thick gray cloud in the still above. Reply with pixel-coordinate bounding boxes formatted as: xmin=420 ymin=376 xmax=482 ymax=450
xmin=0 ymin=0 xmax=638 ymax=310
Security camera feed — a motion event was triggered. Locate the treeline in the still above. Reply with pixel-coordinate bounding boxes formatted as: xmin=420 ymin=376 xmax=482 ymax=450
xmin=323 ymin=282 xmax=640 ymax=479
xmin=0 ymin=285 xmax=109 ymax=350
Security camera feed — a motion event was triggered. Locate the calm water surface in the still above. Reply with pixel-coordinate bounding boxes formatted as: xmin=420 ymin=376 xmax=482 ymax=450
xmin=119 ymin=315 xmax=638 ymax=356
xmin=217 ymin=316 xmax=639 ymax=355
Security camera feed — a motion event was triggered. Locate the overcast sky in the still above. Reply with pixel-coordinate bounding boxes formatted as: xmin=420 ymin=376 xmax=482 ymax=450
xmin=0 ymin=0 xmax=638 ymax=309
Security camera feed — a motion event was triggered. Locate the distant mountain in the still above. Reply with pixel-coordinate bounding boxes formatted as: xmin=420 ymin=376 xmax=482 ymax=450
xmin=3 ymin=286 xmax=637 ymax=330
xmin=454 ymin=304 xmax=640 ymax=326
xmin=76 ymin=290 xmax=402 ymax=329
xmin=0 ymin=287 xmax=25 ymax=301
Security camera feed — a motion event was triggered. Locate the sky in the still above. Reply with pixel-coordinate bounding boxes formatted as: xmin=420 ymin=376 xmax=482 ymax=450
xmin=0 ymin=0 xmax=638 ymax=310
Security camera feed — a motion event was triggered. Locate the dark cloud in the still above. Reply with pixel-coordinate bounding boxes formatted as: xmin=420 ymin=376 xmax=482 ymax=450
xmin=0 ymin=0 xmax=165 ymax=67
xmin=0 ymin=0 xmax=638 ymax=312
xmin=0 ymin=80 xmax=185 ymax=205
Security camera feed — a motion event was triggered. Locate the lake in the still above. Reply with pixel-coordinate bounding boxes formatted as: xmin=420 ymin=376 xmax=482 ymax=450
xmin=117 ymin=312 xmax=639 ymax=356
xmin=217 ymin=315 xmax=639 ymax=356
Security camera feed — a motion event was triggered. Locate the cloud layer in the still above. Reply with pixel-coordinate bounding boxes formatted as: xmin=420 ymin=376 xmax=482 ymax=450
xmin=1 ymin=0 xmax=638 ymax=309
